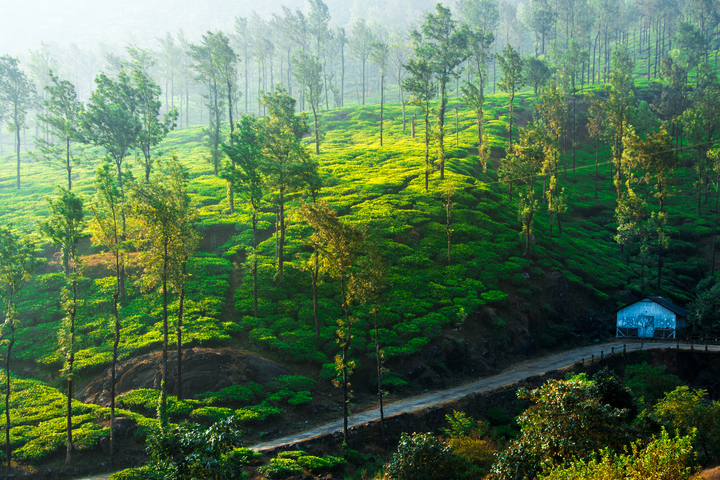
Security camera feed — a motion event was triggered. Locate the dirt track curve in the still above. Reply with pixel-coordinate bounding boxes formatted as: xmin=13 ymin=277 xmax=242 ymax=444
xmin=250 ymin=340 xmax=720 ymax=452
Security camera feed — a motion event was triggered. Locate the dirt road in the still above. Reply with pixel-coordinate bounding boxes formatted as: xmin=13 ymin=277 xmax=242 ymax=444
xmin=251 ymin=340 xmax=720 ymax=451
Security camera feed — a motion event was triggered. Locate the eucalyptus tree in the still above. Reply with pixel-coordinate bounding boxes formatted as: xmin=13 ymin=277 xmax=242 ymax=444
xmin=308 ymin=0 xmax=332 ymax=109
xmin=258 ymin=87 xmax=318 ymax=282
xmin=388 ymin=28 xmax=411 ymax=130
xmin=82 ymin=69 xmax=141 ymax=301
xmin=564 ymin=39 xmax=589 ymax=173
xmin=586 ymin=92 xmax=607 ymax=201
xmin=497 ymin=44 xmax=525 ymax=149
xmin=0 ymin=55 xmax=36 ymax=190
xmin=88 ymin=163 xmax=125 ymax=462
xmin=35 ymin=72 xmax=84 ymax=191
xmin=222 ymin=115 xmax=264 ymax=317
xmin=0 ymin=226 xmax=36 ymax=468
xmin=233 ymin=17 xmax=254 ymax=114
xmin=131 ymin=156 xmax=194 ymax=426
xmin=28 ymin=42 xmax=59 ymax=142
xmin=176 ymin=29 xmax=192 ymax=127
xmin=402 ymin=58 xmax=436 ymax=191
xmin=524 ymin=55 xmax=551 ymax=96
xmin=370 ymin=41 xmax=389 ymax=146
xmin=524 ymin=0 xmax=556 ymax=55
xmin=293 ymin=52 xmax=324 ymax=153
xmin=350 ymin=18 xmax=376 ymax=105
xmin=189 ymin=32 xmax=227 ymax=178
xmin=299 ymin=200 xmax=366 ymax=444
xmin=412 ymin=4 xmax=468 ymax=180
xmin=41 ymin=188 xmax=84 ymax=465
xmin=336 ymin=27 xmax=348 ymax=106
xmin=158 ymin=32 xmax=182 ymax=115
xmin=462 ymin=26 xmax=494 ymax=144
xmin=604 ymin=46 xmax=636 ymax=201
xmin=134 ymin=66 xmax=178 ymax=183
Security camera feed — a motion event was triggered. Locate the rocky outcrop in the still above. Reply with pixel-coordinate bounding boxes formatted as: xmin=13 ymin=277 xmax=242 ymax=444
xmin=78 ymin=348 xmax=292 ymax=405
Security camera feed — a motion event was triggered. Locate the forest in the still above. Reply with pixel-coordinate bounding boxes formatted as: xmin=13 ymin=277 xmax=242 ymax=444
xmin=1 ymin=0 xmax=720 ymax=478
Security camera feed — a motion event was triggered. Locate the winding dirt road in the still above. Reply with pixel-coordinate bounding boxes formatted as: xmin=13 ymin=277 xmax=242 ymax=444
xmin=251 ymin=340 xmax=720 ymax=452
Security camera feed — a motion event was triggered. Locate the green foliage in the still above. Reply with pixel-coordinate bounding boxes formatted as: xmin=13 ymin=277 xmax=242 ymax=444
xmin=197 ymin=383 xmax=262 ymax=405
xmin=189 ymin=406 xmax=234 ymax=423
xmin=267 ymin=375 xmax=317 ymax=393
xmin=259 ymin=457 xmax=304 ymax=479
xmin=491 ymin=378 xmax=636 ymax=479
xmin=624 ymin=362 xmax=681 ymax=408
xmin=538 ymin=429 xmax=696 ymax=480
xmin=146 ymin=416 xmax=244 ymax=479
xmin=651 ymin=386 xmax=720 ymax=463
xmin=384 ymin=432 xmax=465 ymax=480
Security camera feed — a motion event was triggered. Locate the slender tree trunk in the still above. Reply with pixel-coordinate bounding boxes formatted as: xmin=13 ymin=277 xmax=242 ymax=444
xmin=424 ymin=109 xmax=430 ymax=192
xmin=362 ymin=59 xmax=366 ymax=106
xmin=712 ymin=179 xmax=719 ymax=276
xmin=379 ymin=73 xmax=384 ymax=146
xmin=313 ymin=107 xmax=320 ymax=154
xmin=177 ymin=262 xmax=186 ymax=400
xmin=66 ymin=137 xmax=72 ymax=191
xmin=5 ymin=319 xmax=13 ymax=469
xmin=15 ymin=114 xmax=21 ymax=190
xmin=339 ymin=275 xmax=351 ymax=444
xmin=374 ymin=311 xmax=386 ymax=448
xmin=66 ymin=276 xmax=77 ymax=465
xmin=439 ymin=81 xmax=447 ymax=179
xmin=312 ymin=246 xmax=320 ymax=338
xmin=252 ymin=209 xmax=258 ymax=317
xmin=278 ymin=190 xmax=285 ymax=282
xmin=161 ymin=240 xmax=169 ymax=425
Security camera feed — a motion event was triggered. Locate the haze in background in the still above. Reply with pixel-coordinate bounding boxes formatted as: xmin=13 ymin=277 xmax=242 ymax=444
xmin=1 ymin=0 xmax=432 ymax=55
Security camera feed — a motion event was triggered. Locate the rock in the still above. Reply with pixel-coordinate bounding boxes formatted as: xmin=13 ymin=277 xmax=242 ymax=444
xmin=514 ymin=338 xmax=536 ymax=356
xmin=114 ymin=417 xmax=137 ymax=439
xmin=407 ymin=364 xmax=426 ymax=380
xmin=78 ymin=348 xmax=293 ymax=404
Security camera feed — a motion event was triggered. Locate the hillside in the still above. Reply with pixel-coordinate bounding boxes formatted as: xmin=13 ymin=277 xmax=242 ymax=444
xmin=0 ymin=80 xmax=716 ymax=474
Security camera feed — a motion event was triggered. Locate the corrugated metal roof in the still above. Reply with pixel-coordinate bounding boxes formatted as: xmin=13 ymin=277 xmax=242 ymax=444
xmin=646 ymin=296 xmax=691 ymax=317
xmin=616 ymin=296 xmax=690 ymax=317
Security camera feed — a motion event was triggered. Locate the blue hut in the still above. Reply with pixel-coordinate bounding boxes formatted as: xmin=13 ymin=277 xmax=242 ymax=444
xmin=616 ymin=296 xmax=690 ymax=339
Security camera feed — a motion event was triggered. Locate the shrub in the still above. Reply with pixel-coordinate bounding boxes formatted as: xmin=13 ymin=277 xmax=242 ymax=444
xmin=267 ymin=375 xmax=317 ymax=393
xmin=259 ymin=458 xmax=303 ymax=479
xmin=296 ymin=455 xmax=346 ymax=474
xmin=384 ymin=433 xmax=462 ymax=480
xmin=538 ymin=429 xmax=696 ymax=480
xmin=198 ymin=383 xmax=263 ymax=405
xmin=624 ymin=362 xmax=680 ymax=408
xmin=277 ymin=450 xmax=307 ymax=458
xmin=189 ymin=407 xmax=234 ymax=423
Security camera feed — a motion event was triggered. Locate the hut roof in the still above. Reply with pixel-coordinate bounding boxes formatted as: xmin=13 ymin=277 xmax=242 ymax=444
xmin=616 ymin=296 xmax=690 ymax=317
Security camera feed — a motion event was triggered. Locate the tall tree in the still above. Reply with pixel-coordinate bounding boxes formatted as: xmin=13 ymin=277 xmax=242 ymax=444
xmin=133 ymin=67 xmax=178 ymax=183
xmin=82 ymin=70 xmax=140 ymax=300
xmin=41 ymin=188 xmax=84 ymax=465
xmin=35 ymin=72 xmax=84 ymax=191
xmin=370 ymin=41 xmax=390 ymax=146
xmin=222 ymin=115 xmax=264 ymax=318
xmin=0 ymin=56 xmax=36 ymax=190
xmin=462 ymin=26 xmax=494 ymax=143
xmin=189 ymin=32 xmax=227 ymax=178
xmin=604 ymin=46 xmax=635 ymax=201
xmin=258 ymin=87 xmax=317 ymax=282
xmin=88 ymin=163 xmax=125 ymax=463
xmin=299 ymin=200 xmax=366 ymax=444
xmin=0 ymin=226 xmax=36 ymax=468
xmin=496 ymin=44 xmax=525 ymax=149
xmin=293 ymin=52 xmax=324 ymax=154
xmin=524 ymin=0 xmax=556 ymax=55
xmin=388 ymin=28 xmax=411 ymax=130
xmin=402 ymin=58 xmax=436 ymax=191
xmin=350 ymin=19 xmax=375 ymax=106
xmin=233 ymin=17 xmax=254 ymax=115
xmin=412 ymin=4 xmax=468 ymax=180
xmin=132 ymin=157 xmax=194 ymax=426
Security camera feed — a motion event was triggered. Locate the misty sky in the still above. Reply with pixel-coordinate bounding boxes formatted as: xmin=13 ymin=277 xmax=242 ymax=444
xmin=1 ymin=0 xmax=429 ymax=56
